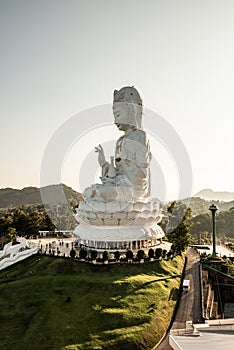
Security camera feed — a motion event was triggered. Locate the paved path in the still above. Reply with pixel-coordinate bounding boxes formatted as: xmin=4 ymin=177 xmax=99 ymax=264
xmin=172 ymin=247 xmax=202 ymax=329
xmin=28 ymin=238 xmax=75 ymax=257
xmin=154 ymin=248 xmax=202 ymax=349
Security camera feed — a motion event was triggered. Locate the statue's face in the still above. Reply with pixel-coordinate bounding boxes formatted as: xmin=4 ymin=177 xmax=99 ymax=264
xmin=113 ymin=103 xmax=132 ymax=131
xmin=113 ymin=103 xmax=127 ymax=124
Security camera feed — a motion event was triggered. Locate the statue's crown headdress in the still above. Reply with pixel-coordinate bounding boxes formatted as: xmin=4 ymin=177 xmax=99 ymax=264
xmin=113 ymin=86 xmax=143 ymax=128
xmin=113 ymin=86 xmax=143 ymax=106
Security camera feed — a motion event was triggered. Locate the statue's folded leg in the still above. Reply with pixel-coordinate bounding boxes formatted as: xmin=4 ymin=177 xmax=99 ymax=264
xmin=98 ymin=186 xmax=119 ymax=202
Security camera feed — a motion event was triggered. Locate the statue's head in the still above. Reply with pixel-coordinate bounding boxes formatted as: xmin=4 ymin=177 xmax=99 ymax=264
xmin=113 ymin=86 xmax=143 ymax=129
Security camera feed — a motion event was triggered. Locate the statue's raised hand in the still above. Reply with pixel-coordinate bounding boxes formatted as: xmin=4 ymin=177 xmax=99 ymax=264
xmin=95 ymin=144 xmax=106 ymax=166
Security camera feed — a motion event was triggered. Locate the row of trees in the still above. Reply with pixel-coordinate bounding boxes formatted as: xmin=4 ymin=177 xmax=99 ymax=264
xmin=0 ymin=206 xmax=56 ymax=241
xmin=69 ymin=247 xmax=175 ymax=261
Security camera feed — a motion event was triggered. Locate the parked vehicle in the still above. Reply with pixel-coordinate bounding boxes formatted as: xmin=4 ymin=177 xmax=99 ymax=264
xmin=183 ymin=279 xmax=190 ymax=292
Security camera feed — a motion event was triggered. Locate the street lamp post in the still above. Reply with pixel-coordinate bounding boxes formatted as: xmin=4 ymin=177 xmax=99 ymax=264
xmin=209 ymin=204 xmax=218 ymax=258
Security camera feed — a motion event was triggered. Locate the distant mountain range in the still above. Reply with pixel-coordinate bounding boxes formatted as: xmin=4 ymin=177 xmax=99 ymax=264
xmin=194 ymin=189 xmax=234 ymax=202
xmin=0 ymin=185 xmax=233 ymax=218
xmin=0 ymin=184 xmax=83 ymax=208
xmin=181 ymin=197 xmax=234 ymax=216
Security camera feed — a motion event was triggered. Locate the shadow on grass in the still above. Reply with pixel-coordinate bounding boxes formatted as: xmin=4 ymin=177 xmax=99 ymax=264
xmin=141 ymin=274 xmax=180 ymax=287
xmin=0 ymin=255 xmax=174 ymax=285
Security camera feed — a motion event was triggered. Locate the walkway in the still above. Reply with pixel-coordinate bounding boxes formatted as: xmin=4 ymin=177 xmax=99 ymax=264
xmin=154 ymin=247 xmax=202 ymax=349
xmin=28 ymin=238 xmax=75 ymax=257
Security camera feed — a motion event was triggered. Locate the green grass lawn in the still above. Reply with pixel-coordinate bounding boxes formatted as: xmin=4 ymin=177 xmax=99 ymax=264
xmin=0 ymin=255 xmax=183 ymax=350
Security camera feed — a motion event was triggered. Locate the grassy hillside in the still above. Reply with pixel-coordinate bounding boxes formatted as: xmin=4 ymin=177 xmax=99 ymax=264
xmin=0 ymin=255 xmax=183 ymax=350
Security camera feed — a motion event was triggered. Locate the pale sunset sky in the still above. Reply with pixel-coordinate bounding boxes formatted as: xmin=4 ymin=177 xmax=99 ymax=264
xmin=1 ymin=0 xmax=234 ymax=201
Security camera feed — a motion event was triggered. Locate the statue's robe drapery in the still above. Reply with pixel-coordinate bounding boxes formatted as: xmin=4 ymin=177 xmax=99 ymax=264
xmin=84 ymin=128 xmax=151 ymax=202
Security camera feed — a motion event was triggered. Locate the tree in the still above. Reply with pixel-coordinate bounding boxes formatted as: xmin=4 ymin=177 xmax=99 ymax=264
xmin=90 ymin=250 xmax=98 ymax=260
xmin=170 ymin=244 xmax=175 ymax=253
xmin=166 ymin=201 xmax=192 ymax=254
xmin=12 ymin=209 xmax=28 ymax=235
xmin=167 ymin=250 xmax=174 ymax=259
xmin=155 ymin=248 xmax=162 ymax=259
xmin=26 ymin=211 xmax=43 ymax=235
xmin=41 ymin=213 xmax=56 ymax=231
xmin=0 ymin=214 xmax=13 ymax=236
xmin=126 ymin=249 xmax=133 ymax=260
xmin=102 ymin=250 xmax=109 ymax=261
xmin=70 ymin=248 xmax=76 ymax=259
xmin=148 ymin=248 xmax=154 ymax=259
xmin=114 ymin=251 xmax=120 ymax=261
xmin=190 ymin=213 xmax=211 ymax=242
xmin=6 ymin=227 xmax=17 ymax=242
xmin=137 ymin=249 xmax=145 ymax=260
xmin=79 ymin=248 xmax=87 ymax=259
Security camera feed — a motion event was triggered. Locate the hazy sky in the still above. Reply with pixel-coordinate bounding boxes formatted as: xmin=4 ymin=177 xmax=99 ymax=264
xmin=1 ymin=0 xmax=234 ymax=200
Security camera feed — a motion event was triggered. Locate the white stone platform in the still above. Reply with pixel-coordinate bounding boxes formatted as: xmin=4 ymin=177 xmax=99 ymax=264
xmin=74 ymin=199 xmax=165 ymax=250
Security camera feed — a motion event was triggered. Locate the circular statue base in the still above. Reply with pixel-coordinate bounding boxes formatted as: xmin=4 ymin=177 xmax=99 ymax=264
xmin=74 ymin=199 xmax=165 ymax=251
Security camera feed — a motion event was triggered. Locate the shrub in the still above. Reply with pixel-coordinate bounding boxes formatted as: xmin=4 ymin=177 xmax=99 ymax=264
xmin=90 ymin=250 xmax=98 ymax=260
xmin=114 ymin=251 xmax=120 ymax=261
xmin=79 ymin=248 xmax=87 ymax=259
xmin=148 ymin=248 xmax=155 ymax=259
xmin=137 ymin=249 xmax=145 ymax=260
xmin=70 ymin=248 xmax=76 ymax=259
xmin=102 ymin=250 xmax=109 ymax=261
xmin=126 ymin=249 xmax=134 ymax=260
xmin=167 ymin=250 xmax=174 ymax=259
xmin=155 ymin=248 xmax=162 ymax=259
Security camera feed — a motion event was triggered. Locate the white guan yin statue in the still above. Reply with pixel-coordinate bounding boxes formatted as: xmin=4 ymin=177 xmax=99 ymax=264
xmin=74 ymin=86 xmax=164 ymax=249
